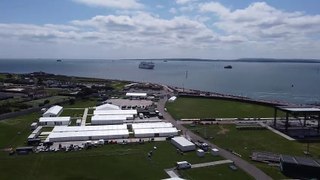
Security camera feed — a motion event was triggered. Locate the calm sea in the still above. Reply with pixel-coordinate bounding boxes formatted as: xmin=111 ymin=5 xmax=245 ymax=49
xmin=1 ymin=59 xmax=320 ymax=105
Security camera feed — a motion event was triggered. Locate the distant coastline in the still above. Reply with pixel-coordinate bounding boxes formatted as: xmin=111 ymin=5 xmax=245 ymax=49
xmin=1 ymin=58 xmax=320 ymax=64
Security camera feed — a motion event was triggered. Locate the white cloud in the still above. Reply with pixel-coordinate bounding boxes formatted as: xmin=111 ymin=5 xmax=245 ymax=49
xmin=169 ymin=8 xmax=177 ymax=14
xmin=176 ymin=0 xmax=193 ymax=5
xmin=72 ymin=0 xmax=144 ymax=9
xmin=199 ymin=2 xmax=230 ymax=17
xmin=1 ymin=2 xmax=320 ymax=59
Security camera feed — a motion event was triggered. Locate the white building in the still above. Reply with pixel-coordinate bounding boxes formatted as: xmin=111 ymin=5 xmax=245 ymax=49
xmin=171 ymin=136 xmax=196 ymax=152
xmin=43 ymin=105 xmax=63 ymax=117
xmin=168 ymin=96 xmax=177 ymax=103
xmin=132 ymin=122 xmax=173 ymax=129
xmin=39 ymin=117 xmax=70 ymax=127
xmin=91 ymin=115 xmax=133 ymax=125
xmin=52 ymin=124 xmax=128 ymax=132
xmin=93 ymin=109 xmax=137 ymax=116
xmin=48 ymin=130 xmax=129 ymax=142
xmin=95 ymin=103 xmax=120 ymax=111
xmin=134 ymin=127 xmax=178 ymax=138
xmin=126 ymin=92 xmax=147 ymax=98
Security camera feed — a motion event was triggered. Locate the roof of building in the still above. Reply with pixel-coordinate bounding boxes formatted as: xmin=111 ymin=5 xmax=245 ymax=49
xmin=125 ymin=92 xmax=147 ymax=97
xmin=281 ymin=155 xmax=320 ymax=167
xmin=48 ymin=129 xmax=129 ymax=139
xmin=168 ymin=96 xmax=177 ymax=101
xmin=93 ymin=109 xmax=137 ymax=115
xmin=52 ymin=124 xmax=128 ymax=132
xmin=278 ymin=106 xmax=320 ymax=113
xmin=39 ymin=116 xmax=71 ymax=122
xmin=95 ymin=103 xmax=120 ymax=111
xmin=132 ymin=122 xmax=173 ymax=129
xmin=91 ymin=115 xmax=133 ymax=121
xmin=171 ymin=136 xmax=195 ymax=147
xmin=43 ymin=105 xmax=63 ymax=116
xmin=134 ymin=127 xmax=178 ymax=135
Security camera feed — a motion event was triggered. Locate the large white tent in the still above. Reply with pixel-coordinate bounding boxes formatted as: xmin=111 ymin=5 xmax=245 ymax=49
xmin=132 ymin=122 xmax=173 ymax=129
xmin=93 ymin=109 xmax=137 ymax=116
xmin=48 ymin=130 xmax=129 ymax=142
xmin=39 ymin=117 xmax=70 ymax=127
xmin=52 ymin=124 xmax=128 ymax=132
xmin=125 ymin=92 xmax=147 ymax=98
xmin=95 ymin=103 xmax=120 ymax=111
xmin=134 ymin=127 xmax=178 ymax=138
xmin=171 ymin=136 xmax=196 ymax=152
xmin=91 ymin=115 xmax=133 ymax=125
xmin=43 ymin=105 xmax=63 ymax=117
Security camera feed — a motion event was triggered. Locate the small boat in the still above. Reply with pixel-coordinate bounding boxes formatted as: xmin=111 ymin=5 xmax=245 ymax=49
xmin=163 ymin=60 xmax=168 ymax=62
xmin=139 ymin=62 xmax=155 ymax=69
xmin=224 ymin=65 xmax=232 ymax=69
xmin=56 ymin=59 xmax=62 ymax=62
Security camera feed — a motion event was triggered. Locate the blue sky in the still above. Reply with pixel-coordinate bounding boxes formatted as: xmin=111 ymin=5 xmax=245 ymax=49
xmin=0 ymin=0 xmax=320 ymax=59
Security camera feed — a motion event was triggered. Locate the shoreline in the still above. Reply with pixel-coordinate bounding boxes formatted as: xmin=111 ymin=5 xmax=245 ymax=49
xmin=0 ymin=71 xmax=314 ymax=107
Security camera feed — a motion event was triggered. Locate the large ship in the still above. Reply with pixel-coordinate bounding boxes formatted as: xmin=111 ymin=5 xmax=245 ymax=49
xmin=139 ymin=62 xmax=155 ymax=69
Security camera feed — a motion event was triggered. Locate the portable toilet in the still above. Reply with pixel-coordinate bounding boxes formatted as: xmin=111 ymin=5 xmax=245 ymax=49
xmin=211 ymin=148 xmax=219 ymax=156
xmin=197 ymin=149 xmax=205 ymax=157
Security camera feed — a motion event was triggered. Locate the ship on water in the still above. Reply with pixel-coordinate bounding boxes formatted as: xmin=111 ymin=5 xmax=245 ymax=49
xmin=139 ymin=62 xmax=155 ymax=69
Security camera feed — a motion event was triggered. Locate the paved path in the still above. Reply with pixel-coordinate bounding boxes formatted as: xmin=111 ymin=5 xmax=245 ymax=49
xmin=164 ymin=168 xmax=179 ymax=178
xmin=81 ymin=108 xmax=88 ymax=126
xmin=191 ymin=160 xmax=233 ymax=169
xmin=158 ymin=98 xmax=272 ymax=180
xmin=261 ymin=122 xmax=295 ymax=141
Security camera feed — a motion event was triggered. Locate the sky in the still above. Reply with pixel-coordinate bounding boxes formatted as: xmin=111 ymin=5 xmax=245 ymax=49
xmin=1 ymin=0 xmax=320 ymax=59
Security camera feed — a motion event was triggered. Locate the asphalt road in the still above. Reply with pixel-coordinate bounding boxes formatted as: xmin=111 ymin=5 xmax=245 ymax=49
xmin=158 ymin=97 xmax=272 ymax=180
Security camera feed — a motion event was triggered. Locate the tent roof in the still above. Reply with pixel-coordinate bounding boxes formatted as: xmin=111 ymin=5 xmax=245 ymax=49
xmin=43 ymin=105 xmax=63 ymax=116
xmin=39 ymin=116 xmax=70 ymax=122
xmin=96 ymin=103 xmax=120 ymax=111
xmin=171 ymin=136 xmax=195 ymax=147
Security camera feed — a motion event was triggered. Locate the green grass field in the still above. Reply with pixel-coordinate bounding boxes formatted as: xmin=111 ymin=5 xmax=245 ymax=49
xmin=63 ymin=99 xmax=98 ymax=108
xmin=25 ymin=96 xmax=71 ymax=107
xmin=60 ymin=109 xmax=84 ymax=117
xmin=186 ymin=124 xmax=320 ymax=179
xmin=0 ymin=142 xmax=232 ymax=180
xmin=0 ymin=97 xmax=254 ymax=180
xmin=166 ymin=97 xmax=284 ymax=119
xmin=180 ymin=164 xmax=254 ymax=180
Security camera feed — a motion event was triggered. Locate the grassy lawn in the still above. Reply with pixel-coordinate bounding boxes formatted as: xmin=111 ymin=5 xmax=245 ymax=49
xmin=60 ymin=109 xmax=84 ymax=117
xmin=111 ymin=81 xmax=128 ymax=91
xmin=63 ymin=99 xmax=98 ymax=108
xmin=179 ymin=164 xmax=254 ymax=180
xmin=0 ymin=112 xmax=40 ymax=149
xmin=186 ymin=124 xmax=320 ymax=179
xmin=166 ymin=97 xmax=284 ymax=119
xmin=0 ymin=141 xmax=226 ymax=180
xmin=25 ymin=96 xmax=71 ymax=107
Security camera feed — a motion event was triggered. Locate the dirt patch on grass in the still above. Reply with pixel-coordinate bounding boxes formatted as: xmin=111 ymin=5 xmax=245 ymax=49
xmin=217 ymin=125 xmax=229 ymax=135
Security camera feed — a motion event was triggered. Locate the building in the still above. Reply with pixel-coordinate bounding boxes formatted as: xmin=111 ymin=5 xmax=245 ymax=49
xmin=52 ymin=124 xmax=128 ymax=132
xmin=43 ymin=105 xmax=63 ymax=117
xmin=131 ymin=122 xmax=173 ymax=129
xmin=47 ymin=125 xmax=129 ymax=142
xmin=134 ymin=127 xmax=178 ymax=138
xmin=39 ymin=117 xmax=70 ymax=127
xmin=168 ymin=96 xmax=177 ymax=102
xmin=91 ymin=115 xmax=133 ymax=125
xmin=93 ymin=109 xmax=137 ymax=116
xmin=171 ymin=136 xmax=196 ymax=152
xmin=95 ymin=103 xmax=120 ymax=111
xmin=125 ymin=92 xmax=147 ymax=99
xmin=47 ymin=130 xmax=129 ymax=142
xmin=280 ymin=155 xmax=320 ymax=179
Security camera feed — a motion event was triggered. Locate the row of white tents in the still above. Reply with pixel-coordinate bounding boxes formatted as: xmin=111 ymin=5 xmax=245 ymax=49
xmin=46 ymin=122 xmax=179 ymax=142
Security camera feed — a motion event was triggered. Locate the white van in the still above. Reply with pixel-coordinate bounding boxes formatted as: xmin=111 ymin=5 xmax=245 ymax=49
xmin=176 ymin=161 xmax=191 ymax=169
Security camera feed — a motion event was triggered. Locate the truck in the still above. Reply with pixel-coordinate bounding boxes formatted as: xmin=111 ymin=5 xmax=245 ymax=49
xmin=176 ymin=161 xmax=192 ymax=169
